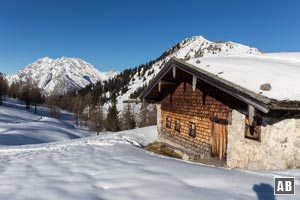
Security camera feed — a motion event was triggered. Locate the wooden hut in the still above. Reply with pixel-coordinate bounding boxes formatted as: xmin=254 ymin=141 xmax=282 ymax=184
xmin=140 ymin=57 xmax=300 ymax=170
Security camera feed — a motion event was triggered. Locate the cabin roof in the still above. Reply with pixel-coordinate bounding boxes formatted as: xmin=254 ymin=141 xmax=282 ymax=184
xmin=140 ymin=57 xmax=300 ymax=113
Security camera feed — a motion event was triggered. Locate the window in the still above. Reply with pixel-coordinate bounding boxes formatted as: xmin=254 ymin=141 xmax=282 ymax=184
xmin=188 ymin=122 xmax=196 ymax=137
xmin=244 ymin=116 xmax=261 ymax=141
xmin=174 ymin=119 xmax=180 ymax=132
xmin=166 ymin=116 xmax=171 ymax=128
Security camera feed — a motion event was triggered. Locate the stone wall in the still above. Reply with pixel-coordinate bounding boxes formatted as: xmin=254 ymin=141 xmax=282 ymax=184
xmin=227 ymin=110 xmax=300 ymax=170
xmin=156 ymin=104 xmax=162 ymax=134
xmin=159 ymin=81 xmax=236 ymax=158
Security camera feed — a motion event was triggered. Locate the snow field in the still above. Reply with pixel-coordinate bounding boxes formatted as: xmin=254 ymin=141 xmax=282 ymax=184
xmin=0 ymin=99 xmax=299 ymax=200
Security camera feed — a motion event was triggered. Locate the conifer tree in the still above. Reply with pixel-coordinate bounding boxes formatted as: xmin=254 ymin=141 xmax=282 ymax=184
xmin=105 ymin=97 xmax=120 ymax=132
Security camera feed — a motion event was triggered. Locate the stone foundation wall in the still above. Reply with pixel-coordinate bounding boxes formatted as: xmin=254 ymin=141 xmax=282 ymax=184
xmin=227 ymin=110 xmax=300 ymax=170
xmin=156 ymin=104 xmax=162 ymax=134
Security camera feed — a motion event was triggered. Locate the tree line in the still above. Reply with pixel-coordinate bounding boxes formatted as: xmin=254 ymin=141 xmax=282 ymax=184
xmin=1 ymin=75 xmax=157 ymax=133
xmin=0 ymin=76 xmax=43 ymax=112
xmin=44 ymin=90 xmax=157 ymax=133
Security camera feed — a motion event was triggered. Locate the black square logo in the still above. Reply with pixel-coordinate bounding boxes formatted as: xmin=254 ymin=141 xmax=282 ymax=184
xmin=274 ymin=177 xmax=295 ymax=195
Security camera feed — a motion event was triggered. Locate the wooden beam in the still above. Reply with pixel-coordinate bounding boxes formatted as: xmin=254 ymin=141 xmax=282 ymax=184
xmin=158 ymin=80 xmax=177 ymax=92
xmin=123 ymin=99 xmax=142 ymax=104
xmin=158 ymin=80 xmax=161 ymax=92
xmin=160 ymin=80 xmax=177 ymax=85
xmin=248 ymin=105 xmax=255 ymax=125
xmin=192 ymin=75 xmax=197 ymax=91
xmin=172 ymin=66 xmax=176 ymax=79
xmin=209 ymin=116 xmax=229 ymax=125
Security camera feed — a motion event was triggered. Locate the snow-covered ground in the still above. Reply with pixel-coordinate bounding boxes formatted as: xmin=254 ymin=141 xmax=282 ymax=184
xmin=0 ymin=99 xmax=299 ymax=199
xmin=0 ymin=99 xmax=91 ymax=146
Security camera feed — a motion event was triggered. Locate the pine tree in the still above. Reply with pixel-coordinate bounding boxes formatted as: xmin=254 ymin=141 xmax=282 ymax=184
xmin=105 ymin=98 xmax=120 ymax=132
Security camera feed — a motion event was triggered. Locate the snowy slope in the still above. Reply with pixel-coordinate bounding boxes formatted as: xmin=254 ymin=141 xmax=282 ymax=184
xmin=0 ymin=98 xmax=299 ymax=199
xmin=0 ymin=99 xmax=91 ymax=145
xmin=6 ymin=57 xmax=118 ymax=94
xmin=3 ymin=138 xmax=299 ymax=200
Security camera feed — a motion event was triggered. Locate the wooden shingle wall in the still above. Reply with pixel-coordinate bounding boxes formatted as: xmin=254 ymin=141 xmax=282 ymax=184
xmin=160 ymin=81 xmax=241 ymax=158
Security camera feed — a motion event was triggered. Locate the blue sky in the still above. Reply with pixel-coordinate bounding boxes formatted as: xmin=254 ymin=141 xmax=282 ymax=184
xmin=0 ymin=0 xmax=300 ymax=74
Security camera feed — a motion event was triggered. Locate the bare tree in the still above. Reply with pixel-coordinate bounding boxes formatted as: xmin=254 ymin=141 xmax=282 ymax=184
xmin=89 ymin=103 xmax=105 ymax=135
xmin=0 ymin=75 xmax=8 ymax=105
xmin=71 ymin=94 xmax=85 ymax=126
xmin=7 ymin=82 xmax=20 ymax=99
xmin=45 ymin=93 xmax=61 ymax=118
xmin=137 ymin=103 xmax=157 ymax=127
xmin=137 ymin=103 xmax=149 ymax=127
xmin=121 ymin=103 xmax=136 ymax=130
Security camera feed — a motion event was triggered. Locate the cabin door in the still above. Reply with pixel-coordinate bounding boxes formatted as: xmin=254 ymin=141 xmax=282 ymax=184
xmin=211 ymin=122 xmax=227 ymax=160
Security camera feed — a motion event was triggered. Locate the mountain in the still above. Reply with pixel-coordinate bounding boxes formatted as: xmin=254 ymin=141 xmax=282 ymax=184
xmin=110 ymin=35 xmax=262 ymax=109
xmin=6 ymin=57 xmax=118 ymax=94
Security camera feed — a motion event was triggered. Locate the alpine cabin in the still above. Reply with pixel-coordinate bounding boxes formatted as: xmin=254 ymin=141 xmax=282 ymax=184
xmin=140 ymin=56 xmax=300 ymax=170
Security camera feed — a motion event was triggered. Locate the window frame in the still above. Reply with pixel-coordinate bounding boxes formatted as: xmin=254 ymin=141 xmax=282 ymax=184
xmin=174 ymin=118 xmax=180 ymax=132
xmin=166 ymin=116 xmax=172 ymax=128
xmin=244 ymin=116 xmax=261 ymax=141
xmin=188 ymin=122 xmax=196 ymax=137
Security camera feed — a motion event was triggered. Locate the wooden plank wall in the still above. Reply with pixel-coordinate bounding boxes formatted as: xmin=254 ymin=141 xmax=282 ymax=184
xmin=160 ymin=81 xmax=240 ymax=159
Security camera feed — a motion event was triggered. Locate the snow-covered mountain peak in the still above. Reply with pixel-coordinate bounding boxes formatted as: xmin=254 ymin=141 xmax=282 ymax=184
xmin=176 ymin=36 xmax=261 ymax=59
xmin=115 ymin=35 xmax=263 ymax=109
xmin=181 ymin=35 xmax=211 ymax=45
xmin=6 ymin=57 xmax=118 ymax=95
xmin=36 ymin=57 xmax=52 ymax=64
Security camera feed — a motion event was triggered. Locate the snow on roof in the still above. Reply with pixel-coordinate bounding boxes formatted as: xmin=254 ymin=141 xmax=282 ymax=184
xmin=187 ymin=53 xmax=300 ymax=101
